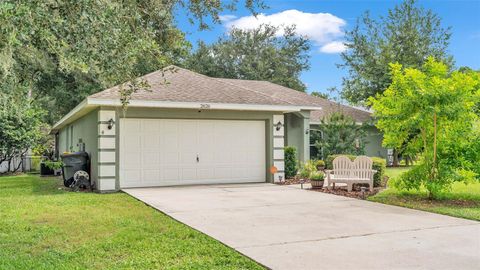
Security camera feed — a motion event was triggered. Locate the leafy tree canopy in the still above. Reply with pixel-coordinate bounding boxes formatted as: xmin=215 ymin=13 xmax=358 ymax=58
xmin=340 ymin=0 xmax=452 ymax=105
xmin=185 ymin=24 xmax=311 ymax=92
xmin=369 ymin=57 xmax=480 ymax=198
xmin=312 ymin=113 xmax=367 ymax=159
xmin=0 ymin=92 xmax=45 ymax=172
xmin=0 ymin=0 xmax=263 ymax=123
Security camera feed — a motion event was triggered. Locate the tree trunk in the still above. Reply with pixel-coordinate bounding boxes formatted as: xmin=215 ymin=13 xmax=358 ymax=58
xmin=427 ymin=111 xmax=438 ymax=200
xmin=433 ymin=111 xmax=437 ymax=166
xmin=7 ymin=157 xmax=12 ymax=172
xmin=393 ymin=148 xmax=399 ymax=167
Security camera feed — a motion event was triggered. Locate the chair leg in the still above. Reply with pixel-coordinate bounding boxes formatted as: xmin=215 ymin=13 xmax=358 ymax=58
xmin=370 ymin=181 xmax=374 ymax=192
xmin=347 ymin=183 xmax=352 ymax=192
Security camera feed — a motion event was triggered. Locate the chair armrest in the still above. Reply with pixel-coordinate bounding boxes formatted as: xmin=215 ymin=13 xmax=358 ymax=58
xmin=325 ymin=170 xmax=332 ymax=181
xmin=371 ymin=170 xmax=377 ymax=173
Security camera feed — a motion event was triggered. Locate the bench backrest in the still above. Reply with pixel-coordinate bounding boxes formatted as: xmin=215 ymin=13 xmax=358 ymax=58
xmin=332 ymin=156 xmax=354 ymax=178
xmin=332 ymin=155 xmax=374 ymax=179
xmin=352 ymin=156 xmax=374 ymax=179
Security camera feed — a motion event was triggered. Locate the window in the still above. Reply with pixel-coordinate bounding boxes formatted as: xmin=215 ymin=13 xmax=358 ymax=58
xmin=309 ymin=128 xmax=323 ymax=159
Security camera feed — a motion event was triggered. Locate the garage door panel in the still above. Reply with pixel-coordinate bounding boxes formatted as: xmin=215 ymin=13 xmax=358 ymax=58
xmin=180 ymin=152 xmax=197 ymax=164
xmin=142 ymin=152 xmax=159 ymax=168
xmin=120 ymin=119 xmax=266 ymax=188
xmin=215 ymin=167 xmax=232 ymax=179
xmin=163 ymin=152 xmax=180 ymax=164
xmin=197 ymin=167 xmax=215 ymax=180
xmin=181 ymin=167 xmax=197 ymax=181
xmin=163 ymin=168 xmax=180 ymax=181
xmin=142 ymin=170 xmax=160 ymax=184
xmin=123 ymin=152 xmax=142 ymax=169
xmin=121 ymin=170 xmax=141 ymax=187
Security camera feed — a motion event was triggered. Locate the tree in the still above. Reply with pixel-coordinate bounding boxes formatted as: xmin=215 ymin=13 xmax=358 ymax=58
xmin=340 ymin=0 xmax=452 ymax=105
xmin=0 ymin=0 xmax=263 ymax=123
xmin=313 ymin=113 xmax=367 ymax=159
xmin=0 ymin=92 xmax=44 ymax=173
xmin=185 ymin=24 xmax=311 ymax=91
xmin=311 ymin=91 xmax=330 ymax=100
xmin=369 ymin=57 xmax=480 ymax=198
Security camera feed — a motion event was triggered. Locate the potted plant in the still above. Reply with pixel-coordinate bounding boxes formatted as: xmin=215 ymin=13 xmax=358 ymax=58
xmin=43 ymin=160 xmax=64 ymax=176
xmin=315 ymin=160 xmax=325 ymax=171
xmin=310 ymin=171 xmax=325 ymax=189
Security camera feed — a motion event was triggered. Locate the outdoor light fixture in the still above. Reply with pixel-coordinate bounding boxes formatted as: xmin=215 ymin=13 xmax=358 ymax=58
xmin=274 ymin=121 xmax=283 ymax=131
xmin=305 ymin=128 xmax=310 ymax=135
xmin=107 ymin=118 xmax=115 ymax=130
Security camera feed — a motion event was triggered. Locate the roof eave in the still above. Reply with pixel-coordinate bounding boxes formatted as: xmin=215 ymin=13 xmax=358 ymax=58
xmin=50 ymin=98 xmax=322 ymax=133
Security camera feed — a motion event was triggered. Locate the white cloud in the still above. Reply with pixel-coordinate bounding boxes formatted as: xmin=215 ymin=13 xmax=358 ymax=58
xmin=219 ymin=14 xmax=237 ymax=22
xmin=319 ymin=41 xmax=347 ymax=53
xmin=223 ymin=9 xmax=346 ymax=53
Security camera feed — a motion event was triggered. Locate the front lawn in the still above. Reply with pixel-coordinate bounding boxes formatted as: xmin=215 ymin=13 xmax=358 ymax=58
xmin=369 ymin=167 xmax=480 ymax=221
xmin=0 ymin=174 xmax=263 ymax=270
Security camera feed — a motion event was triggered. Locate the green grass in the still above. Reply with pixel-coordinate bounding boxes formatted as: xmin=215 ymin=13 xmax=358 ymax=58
xmin=0 ymin=174 xmax=264 ymax=270
xmin=369 ymin=167 xmax=480 ymax=221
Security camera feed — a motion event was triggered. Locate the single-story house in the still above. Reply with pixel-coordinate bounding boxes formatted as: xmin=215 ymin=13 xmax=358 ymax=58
xmin=51 ymin=66 xmax=386 ymax=192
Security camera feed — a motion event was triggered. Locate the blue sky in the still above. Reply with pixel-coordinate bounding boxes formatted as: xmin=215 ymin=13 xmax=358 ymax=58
xmin=174 ymin=0 xmax=480 ymax=96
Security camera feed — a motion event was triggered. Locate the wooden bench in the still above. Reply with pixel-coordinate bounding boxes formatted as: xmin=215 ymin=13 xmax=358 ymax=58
xmin=325 ymin=156 xmax=376 ymax=192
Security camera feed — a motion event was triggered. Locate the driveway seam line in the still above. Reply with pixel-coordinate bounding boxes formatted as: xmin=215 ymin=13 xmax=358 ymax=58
xmin=235 ymin=223 xmax=480 ymax=249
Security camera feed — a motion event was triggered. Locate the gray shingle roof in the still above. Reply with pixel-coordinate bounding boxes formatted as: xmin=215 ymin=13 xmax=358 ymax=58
xmin=218 ymin=79 xmax=372 ymax=123
xmin=90 ymin=66 xmax=320 ymax=107
xmin=89 ymin=65 xmax=372 ymax=122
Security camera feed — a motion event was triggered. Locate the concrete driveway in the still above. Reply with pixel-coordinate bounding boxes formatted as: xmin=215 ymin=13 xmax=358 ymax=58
xmin=123 ymin=183 xmax=480 ymax=270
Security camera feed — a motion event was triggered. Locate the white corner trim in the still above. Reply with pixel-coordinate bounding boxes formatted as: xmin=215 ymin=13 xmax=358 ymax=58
xmin=99 ymin=165 xmax=116 ymax=177
xmin=98 ymin=178 xmax=116 ymax=191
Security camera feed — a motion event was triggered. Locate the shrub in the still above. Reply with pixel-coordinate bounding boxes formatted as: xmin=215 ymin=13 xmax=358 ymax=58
xmin=325 ymin=154 xmax=386 ymax=187
xmin=371 ymin=157 xmax=386 ymax=187
xmin=298 ymin=160 xmax=319 ymax=179
xmin=299 ymin=166 xmax=310 ymax=179
xmin=284 ymin=146 xmax=298 ymax=178
xmin=315 ymin=159 xmax=325 ymax=168
xmin=310 ymin=171 xmax=325 ymax=181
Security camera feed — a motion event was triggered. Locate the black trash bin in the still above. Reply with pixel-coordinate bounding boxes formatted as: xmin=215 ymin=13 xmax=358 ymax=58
xmin=61 ymin=152 xmax=90 ymax=188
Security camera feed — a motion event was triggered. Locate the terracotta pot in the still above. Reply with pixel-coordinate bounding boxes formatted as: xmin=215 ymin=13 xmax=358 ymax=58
xmin=310 ymin=180 xmax=324 ymax=189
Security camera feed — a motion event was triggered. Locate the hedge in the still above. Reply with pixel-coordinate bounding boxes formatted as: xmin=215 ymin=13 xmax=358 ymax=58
xmin=325 ymin=154 xmax=386 ymax=187
xmin=284 ymin=146 xmax=298 ymax=178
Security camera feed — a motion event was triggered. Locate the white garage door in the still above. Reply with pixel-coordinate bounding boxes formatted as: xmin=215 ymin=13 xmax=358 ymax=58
xmin=119 ymin=118 xmax=266 ymax=188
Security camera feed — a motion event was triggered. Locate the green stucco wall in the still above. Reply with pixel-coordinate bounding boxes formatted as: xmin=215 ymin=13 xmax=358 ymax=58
xmin=102 ymin=106 xmax=280 ymax=184
xmin=364 ymin=126 xmax=387 ymax=158
xmin=285 ymin=111 xmax=310 ymax=162
xmin=58 ymin=110 xmax=99 ymax=185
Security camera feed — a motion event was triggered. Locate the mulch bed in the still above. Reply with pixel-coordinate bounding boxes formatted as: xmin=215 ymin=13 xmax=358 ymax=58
xmin=275 ymin=178 xmax=310 ymax=185
xmin=310 ymin=186 xmax=383 ymax=200
xmin=275 ymin=178 xmax=383 ymax=200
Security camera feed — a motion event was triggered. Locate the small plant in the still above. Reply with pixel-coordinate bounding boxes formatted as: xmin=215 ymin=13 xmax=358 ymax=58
xmin=310 ymin=171 xmax=325 ymax=189
xmin=299 ymin=160 xmax=318 ymax=179
xmin=299 ymin=166 xmax=310 ymax=179
xmin=310 ymin=171 xmax=325 ymax=181
xmin=284 ymin=146 xmax=298 ymax=178
xmin=43 ymin=160 xmax=63 ymax=170
xmin=315 ymin=160 xmax=325 ymax=170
